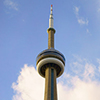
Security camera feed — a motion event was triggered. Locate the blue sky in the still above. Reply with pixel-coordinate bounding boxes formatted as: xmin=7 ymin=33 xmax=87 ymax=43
xmin=0 ymin=0 xmax=100 ymax=100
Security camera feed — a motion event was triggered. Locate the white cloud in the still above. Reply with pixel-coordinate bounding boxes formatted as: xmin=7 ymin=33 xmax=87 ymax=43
xmin=78 ymin=19 xmax=88 ymax=25
xmin=58 ymin=77 xmax=100 ymax=100
xmin=97 ymin=59 xmax=100 ymax=72
xmin=12 ymin=64 xmax=45 ymax=100
xmin=12 ymin=58 xmax=100 ymax=100
xmin=83 ymin=63 xmax=95 ymax=80
xmin=69 ymin=55 xmax=99 ymax=80
xmin=74 ymin=6 xmax=89 ymax=25
xmin=74 ymin=7 xmax=79 ymax=15
xmin=4 ymin=0 xmax=18 ymax=11
xmin=70 ymin=61 xmax=83 ymax=75
xmin=86 ymin=29 xmax=92 ymax=35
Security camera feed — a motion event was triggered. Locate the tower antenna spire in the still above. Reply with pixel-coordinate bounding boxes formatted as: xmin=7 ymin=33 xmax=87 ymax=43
xmin=49 ymin=4 xmax=54 ymax=28
xmin=50 ymin=4 xmax=53 ymax=14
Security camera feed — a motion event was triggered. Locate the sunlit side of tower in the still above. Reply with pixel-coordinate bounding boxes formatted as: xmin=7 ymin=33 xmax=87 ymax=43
xmin=36 ymin=5 xmax=65 ymax=100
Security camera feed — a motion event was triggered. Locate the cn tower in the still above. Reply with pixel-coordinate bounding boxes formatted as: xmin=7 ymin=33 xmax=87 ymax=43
xmin=36 ymin=5 xmax=65 ymax=100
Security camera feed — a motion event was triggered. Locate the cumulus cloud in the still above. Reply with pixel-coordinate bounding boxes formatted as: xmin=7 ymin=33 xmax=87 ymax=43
xmin=12 ymin=57 xmax=100 ymax=100
xmin=4 ymin=0 xmax=18 ymax=11
xmin=74 ymin=6 xmax=89 ymax=25
xmin=12 ymin=64 xmax=45 ymax=100
xmin=58 ymin=77 xmax=100 ymax=100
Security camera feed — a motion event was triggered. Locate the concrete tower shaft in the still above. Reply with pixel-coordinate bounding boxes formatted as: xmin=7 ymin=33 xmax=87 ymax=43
xmin=48 ymin=29 xmax=55 ymax=49
xmin=44 ymin=66 xmax=57 ymax=100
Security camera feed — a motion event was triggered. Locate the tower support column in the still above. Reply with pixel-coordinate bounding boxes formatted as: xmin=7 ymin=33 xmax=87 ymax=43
xmin=48 ymin=29 xmax=55 ymax=49
xmin=44 ymin=66 xmax=57 ymax=100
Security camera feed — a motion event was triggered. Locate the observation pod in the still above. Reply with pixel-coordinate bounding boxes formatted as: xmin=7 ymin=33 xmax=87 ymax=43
xmin=36 ymin=5 xmax=65 ymax=100
xmin=36 ymin=49 xmax=65 ymax=78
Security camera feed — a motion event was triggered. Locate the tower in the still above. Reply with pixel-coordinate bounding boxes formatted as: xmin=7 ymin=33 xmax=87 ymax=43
xmin=36 ymin=5 xmax=65 ymax=100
